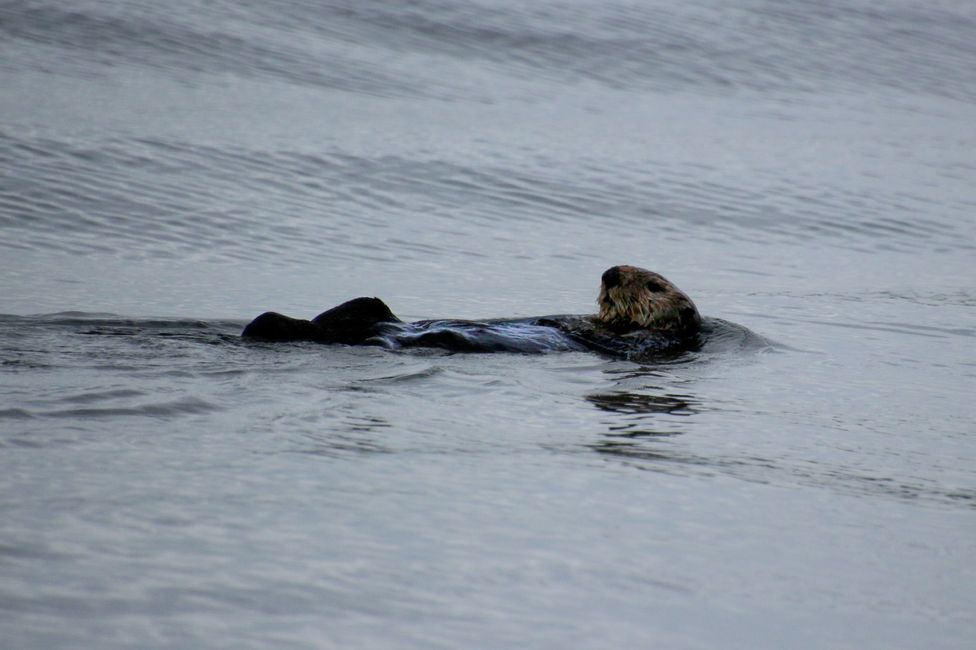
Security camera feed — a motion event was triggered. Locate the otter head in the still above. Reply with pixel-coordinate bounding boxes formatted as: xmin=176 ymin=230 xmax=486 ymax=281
xmin=597 ymin=265 xmax=701 ymax=333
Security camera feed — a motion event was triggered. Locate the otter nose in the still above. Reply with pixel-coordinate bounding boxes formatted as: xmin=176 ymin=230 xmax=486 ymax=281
xmin=602 ymin=266 xmax=622 ymax=288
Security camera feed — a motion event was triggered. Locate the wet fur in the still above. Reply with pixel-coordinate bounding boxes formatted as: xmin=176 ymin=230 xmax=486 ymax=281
xmin=597 ymin=265 xmax=701 ymax=333
xmin=243 ymin=266 xmax=701 ymax=357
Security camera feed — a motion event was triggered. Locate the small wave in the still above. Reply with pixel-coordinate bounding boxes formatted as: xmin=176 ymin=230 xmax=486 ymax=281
xmin=356 ymin=365 xmax=445 ymax=384
xmin=3 ymin=311 xmax=239 ymax=331
xmin=3 ymin=1 xmax=974 ymax=102
xmin=745 ymin=312 xmax=974 ymax=342
xmin=28 ymin=311 xmax=127 ymax=320
xmin=0 ymin=1 xmax=419 ymax=97
xmin=701 ymin=317 xmax=778 ymax=353
xmin=590 ymin=440 xmax=972 ymax=509
xmin=60 ymin=388 xmax=145 ymax=405
xmin=1 ymin=127 xmax=971 ymax=269
xmin=43 ymin=396 xmax=220 ymax=419
xmin=265 ymin=0 xmax=976 ymax=100
xmin=0 ymin=408 xmax=34 ymax=420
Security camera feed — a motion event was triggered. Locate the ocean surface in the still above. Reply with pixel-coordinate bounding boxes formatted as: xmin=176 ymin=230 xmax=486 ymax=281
xmin=2 ymin=1 xmax=975 ymax=648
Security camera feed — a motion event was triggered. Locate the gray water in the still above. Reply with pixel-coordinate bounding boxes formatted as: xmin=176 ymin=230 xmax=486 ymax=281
xmin=2 ymin=1 xmax=975 ymax=648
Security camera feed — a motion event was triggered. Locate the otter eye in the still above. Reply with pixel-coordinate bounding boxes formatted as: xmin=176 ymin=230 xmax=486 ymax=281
xmin=645 ymin=280 xmax=666 ymax=293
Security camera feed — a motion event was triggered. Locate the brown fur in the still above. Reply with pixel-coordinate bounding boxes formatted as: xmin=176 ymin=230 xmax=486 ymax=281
xmin=597 ymin=265 xmax=701 ymax=333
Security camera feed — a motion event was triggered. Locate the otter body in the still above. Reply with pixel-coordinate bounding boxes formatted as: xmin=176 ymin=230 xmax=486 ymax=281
xmin=243 ymin=266 xmax=702 ymax=359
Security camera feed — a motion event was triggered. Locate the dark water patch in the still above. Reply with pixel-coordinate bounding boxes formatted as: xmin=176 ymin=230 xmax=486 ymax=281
xmin=587 ymin=391 xmax=699 ymax=417
xmin=0 ymin=408 xmax=34 ymax=420
xmin=0 ymin=541 xmax=73 ymax=562
xmin=0 ymin=358 xmax=53 ymax=372
xmin=946 ymin=490 xmax=976 ymax=504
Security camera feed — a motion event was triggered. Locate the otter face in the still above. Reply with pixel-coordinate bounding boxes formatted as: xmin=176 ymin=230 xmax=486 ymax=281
xmin=598 ymin=265 xmax=701 ymax=332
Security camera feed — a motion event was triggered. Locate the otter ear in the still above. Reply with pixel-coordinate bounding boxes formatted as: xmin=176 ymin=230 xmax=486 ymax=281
xmin=645 ymin=280 xmax=667 ymax=293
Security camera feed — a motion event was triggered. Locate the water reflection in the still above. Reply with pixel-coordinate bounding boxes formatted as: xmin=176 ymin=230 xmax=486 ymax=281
xmin=587 ymin=391 xmax=698 ymax=417
xmin=584 ymin=380 xmax=976 ymax=508
xmin=586 ymin=318 xmax=774 ymax=464
xmin=586 ymin=387 xmax=699 ymax=459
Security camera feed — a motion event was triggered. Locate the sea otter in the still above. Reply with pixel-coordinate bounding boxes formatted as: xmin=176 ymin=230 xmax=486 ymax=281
xmin=242 ymin=265 xmax=702 ymax=359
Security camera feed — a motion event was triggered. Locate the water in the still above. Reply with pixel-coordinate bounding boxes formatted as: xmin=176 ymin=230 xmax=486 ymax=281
xmin=1 ymin=1 xmax=975 ymax=647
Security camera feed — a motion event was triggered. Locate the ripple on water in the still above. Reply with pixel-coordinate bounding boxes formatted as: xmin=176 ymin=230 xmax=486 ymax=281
xmin=3 ymin=0 xmax=975 ymax=101
xmin=588 ymin=433 xmax=975 ymax=509
xmin=224 ymin=0 xmax=976 ymax=100
xmin=2 ymin=131 xmax=972 ymax=273
xmin=42 ymin=397 xmax=220 ymax=420
xmin=0 ymin=1 xmax=421 ymax=97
